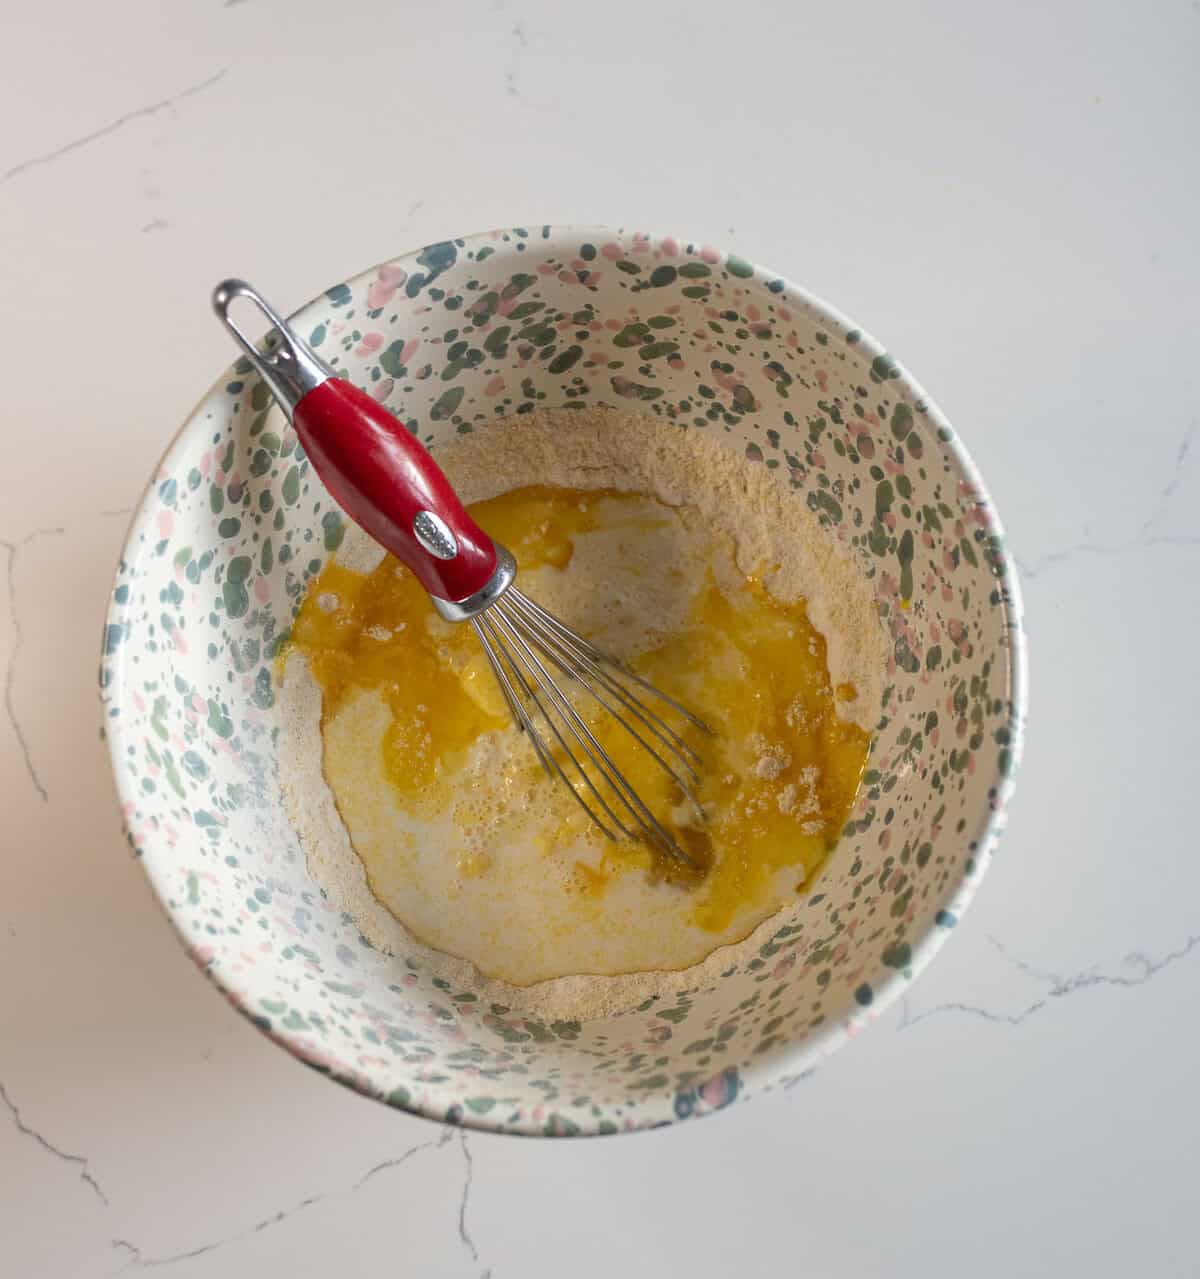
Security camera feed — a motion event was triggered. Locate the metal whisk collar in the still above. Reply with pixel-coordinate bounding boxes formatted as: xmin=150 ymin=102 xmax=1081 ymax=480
xmin=471 ymin=586 xmax=712 ymax=868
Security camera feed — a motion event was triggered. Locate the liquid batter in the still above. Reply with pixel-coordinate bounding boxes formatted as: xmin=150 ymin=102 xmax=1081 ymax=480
xmin=283 ymin=485 xmax=870 ymax=984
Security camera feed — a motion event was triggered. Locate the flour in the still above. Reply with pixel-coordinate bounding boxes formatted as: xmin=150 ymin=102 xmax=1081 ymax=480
xmin=278 ymin=407 xmax=885 ymax=1021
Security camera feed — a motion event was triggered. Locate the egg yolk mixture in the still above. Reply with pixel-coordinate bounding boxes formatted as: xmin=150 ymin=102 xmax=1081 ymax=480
xmin=285 ymin=485 xmax=870 ymax=976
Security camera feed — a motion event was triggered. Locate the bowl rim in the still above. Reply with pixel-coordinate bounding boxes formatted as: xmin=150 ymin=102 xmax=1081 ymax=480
xmin=103 ymin=224 xmax=1027 ymax=1135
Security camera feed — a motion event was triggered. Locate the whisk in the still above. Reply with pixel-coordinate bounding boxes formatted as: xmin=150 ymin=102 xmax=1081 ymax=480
xmin=212 ymin=279 xmax=712 ymax=868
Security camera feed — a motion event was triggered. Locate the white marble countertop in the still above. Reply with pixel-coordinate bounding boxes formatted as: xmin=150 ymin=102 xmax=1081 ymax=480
xmin=3 ymin=1 xmax=1198 ymax=1274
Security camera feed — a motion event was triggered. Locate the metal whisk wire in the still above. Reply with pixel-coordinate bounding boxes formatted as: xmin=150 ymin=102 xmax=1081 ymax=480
xmin=470 ymin=586 xmax=713 ymax=867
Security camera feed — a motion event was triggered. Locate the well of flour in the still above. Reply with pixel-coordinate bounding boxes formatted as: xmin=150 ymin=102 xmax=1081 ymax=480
xmin=279 ymin=407 xmax=885 ymax=1020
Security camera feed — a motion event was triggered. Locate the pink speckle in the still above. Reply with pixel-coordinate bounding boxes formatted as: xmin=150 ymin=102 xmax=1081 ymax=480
xmin=815 ymin=369 xmax=829 ymax=392
xmin=157 ymin=510 xmax=174 ymax=538
xmin=699 ymin=245 xmax=721 ymax=264
xmin=604 ymin=318 xmax=621 ymax=330
xmin=254 ymin=577 xmax=270 ymax=604
xmin=354 ymin=332 xmax=384 ymax=357
xmin=631 ymin=232 xmax=651 ymax=254
xmin=483 ymin=375 xmax=505 ymax=396
xmin=171 ymin=630 xmax=188 ymax=655
xmin=372 ymin=377 xmax=395 ymax=404
xmin=661 ymin=236 xmax=680 ymax=257
xmin=600 ymin=242 xmax=624 ymax=260
xmin=537 ymin=263 xmax=557 ymax=275
xmin=365 ymin=267 xmax=406 ymax=309
xmin=199 ymin=452 xmax=211 ymax=476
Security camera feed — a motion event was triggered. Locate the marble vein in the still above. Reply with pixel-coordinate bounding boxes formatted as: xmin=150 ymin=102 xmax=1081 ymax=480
xmin=1017 ymin=419 xmax=1199 ymax=580
xmin=110 ymin=1130 xmax=450 ymax=1269
xmin=2 ymin=527 xmax=65 ymax=800
xmin=506 ymin=20 xmax=528 ymax=96
xmin=897 ymin=931 xmax=1200 ymax=1030
xmin=457 ymin=1130 xmax=481 ymax=1266
xmin=0 ymin=1079 xmax=108 ymax=1206
xmin=1 ymin=70 xmax=228 ymax=185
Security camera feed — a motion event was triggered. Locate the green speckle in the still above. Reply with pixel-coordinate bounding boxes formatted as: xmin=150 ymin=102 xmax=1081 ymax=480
xmin=726 ymin=256 xmax=754 ymax=279
xmin=613 ymin=323 xmax=649 ymax=348
xmin=875 ymin=480 xmax=894 ymax=519
xmin=431 ymin=386 xmax=465 ymax=421
xmin=871 ymin=352 xmax=900 ymax=383
xmin=218 ymin=517 xmax=241 ymax=539
xmin=891 ymin=401 xmax=913 ymax=439
xmin=417 ymin=241 xmax=457 ymax=275
xmin=854 ymin=983 xmax=874 ymax=1006
xmin=898 ymin=529 xmax=914 ymax=601
xmin=282 ymin=466 xmax=300 ymax=505
xmin=649 ymin=265 xmax=677 ymax=287
xmin=638 ymin=341 xmax=679 ymax=361
xmin=309 ymin=323 xmax=327 ymax=347
xmin=325 ymin=283 xmax=352 ymax=306
xmin=882 ymin=942 xmax=912 ymax=969
xmin=206 ymin=699 xmax=233 ymax=739
xmin=182 ymin=750 xmax=208 ymax=780
xmin=223 ymin=555 xmax=252 ymax=618
xmin=322 ymin=510 xmax=345 ymax=552
xmin=679 ymin=261 xmax=711 ymax=279
xmin=253 ymin=667 xmax=274 ymax=709
xmin=609 ymin=375 xmax=662 ymax=402
xmin=380 ymin=340 xmax=409 ymax=376
xmin=548 ymin=345 xmax=583 ymax=374
xmin=483 ymin=325 xmax=511 ymax=356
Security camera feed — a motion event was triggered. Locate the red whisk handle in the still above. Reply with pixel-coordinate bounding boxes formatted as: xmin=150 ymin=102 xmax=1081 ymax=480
xmin=292 ymin=378 xmax=498 ymax=604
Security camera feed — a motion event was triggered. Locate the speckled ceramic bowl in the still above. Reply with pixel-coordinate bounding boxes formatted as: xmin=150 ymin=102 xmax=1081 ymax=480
xmin=102 ymin=227 xmax=1025 ymax=1135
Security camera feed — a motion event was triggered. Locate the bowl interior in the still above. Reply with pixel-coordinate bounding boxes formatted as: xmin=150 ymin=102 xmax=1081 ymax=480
xmin=102 ymin=227 xmax=1023 ymax=1135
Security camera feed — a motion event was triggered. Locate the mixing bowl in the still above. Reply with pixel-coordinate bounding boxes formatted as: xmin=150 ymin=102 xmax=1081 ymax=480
xmin=102 ymin=226 xmax=1026 ymax=1135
